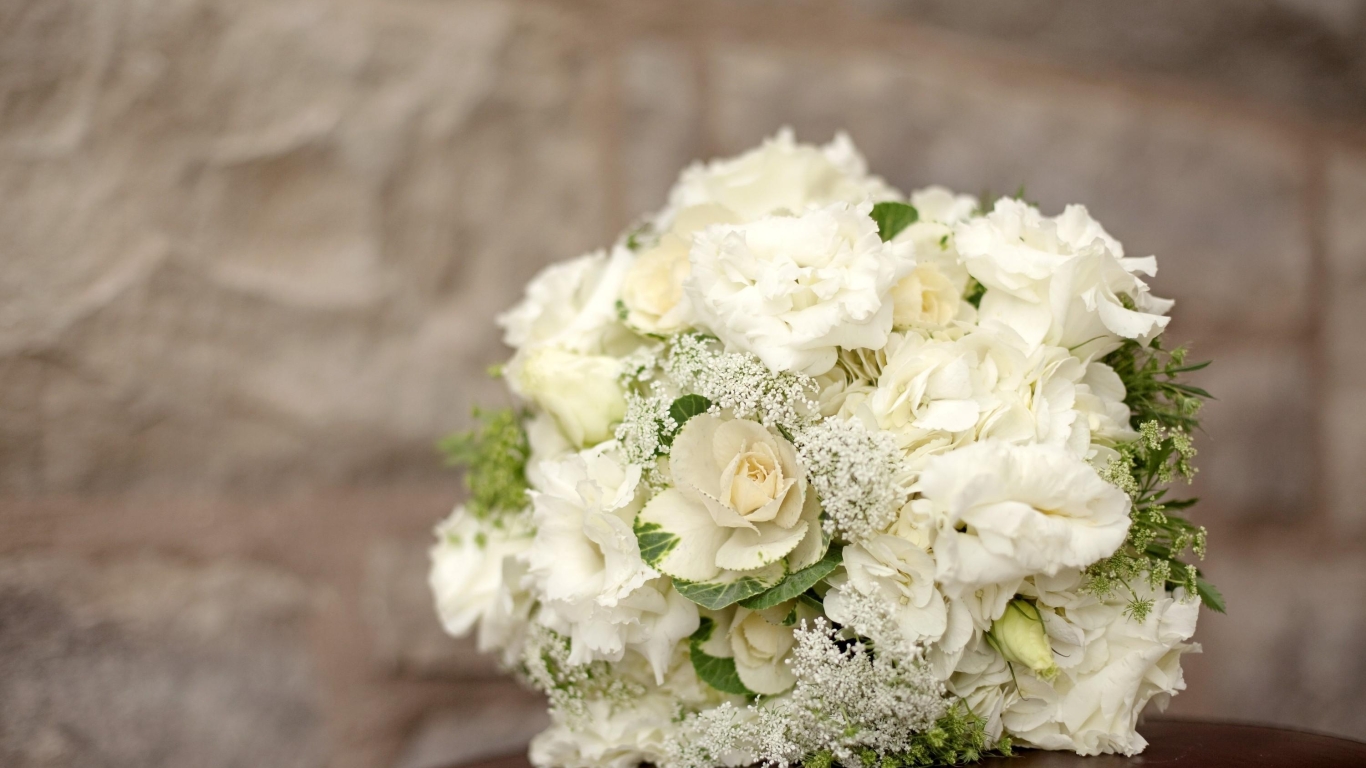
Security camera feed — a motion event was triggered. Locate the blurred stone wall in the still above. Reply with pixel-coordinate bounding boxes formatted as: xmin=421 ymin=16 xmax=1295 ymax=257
xmin=2 ymin=1 xmax=1365 ymax=766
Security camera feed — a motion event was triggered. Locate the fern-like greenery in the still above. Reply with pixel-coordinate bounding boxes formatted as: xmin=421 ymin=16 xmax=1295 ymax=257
xmin=1085 ymin=337 xmax=1223 ymax=618
xmin=438 ymin=407 xmax=531 ymax=523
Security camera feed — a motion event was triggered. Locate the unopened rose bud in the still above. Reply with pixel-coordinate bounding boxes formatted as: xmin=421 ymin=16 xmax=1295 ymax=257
xmin=988 ymin=599 xmax=1059 ymax=681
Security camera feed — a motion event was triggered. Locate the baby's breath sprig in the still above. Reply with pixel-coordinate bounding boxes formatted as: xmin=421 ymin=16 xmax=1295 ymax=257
xmin=663 ymin=333 xmax=818 ymax=433
xmin=794 ymin=418 xmax=909 ymax=546
xmin=519 ymin=625 xmax=645 ymax=726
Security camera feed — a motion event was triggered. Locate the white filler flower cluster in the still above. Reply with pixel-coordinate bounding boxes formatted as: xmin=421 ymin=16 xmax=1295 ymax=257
xmin=429 ymin=129 xmax=1217 ymax=768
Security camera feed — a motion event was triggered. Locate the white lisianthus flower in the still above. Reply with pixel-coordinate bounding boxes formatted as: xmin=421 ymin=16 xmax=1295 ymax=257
xmin=638 ymin=414 xmax=823 ymax=579
xmin=686 ymin=202 xmax=915 ymax=376
xmin=914 ymin=441 xmax=1131 ymax=595
xmin=825 ymin=535 xmax=948 ymax=644
xmin=498 ymin=246 xmax=636 ymax=355
xmin=1001 ymin=581 xmax=1201 ymax=757
xmin=527 ymin=443 xmax=699 ymax=677
xmin=510 ymin=347 xmax=627 ymax=448
xmin=621 ymin=205 xmax=739 ymax=335
xmin=429 ymin=506 xmax=534 ymax=657
xmin=955 ymin=199 xmax=1173 ymax=359
xmin=659 ymin=128 xmax=898 ymax=227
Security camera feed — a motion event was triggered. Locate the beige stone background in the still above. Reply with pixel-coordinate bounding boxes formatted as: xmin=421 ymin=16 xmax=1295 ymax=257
xmin=2 ymin=0 xmax=1366 ymax=766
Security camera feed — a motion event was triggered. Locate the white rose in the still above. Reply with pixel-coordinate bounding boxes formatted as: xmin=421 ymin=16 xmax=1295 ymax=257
xmin=915 ymin=441 xmax=1131 ymax=595
xmin=659 ymin=128 xmax=899 ymax=227
xmin=429 ymin=506 xmax=534 ymax=662
xmin=497 ymin=246 xmax=636 ymax=355
xmin=728 ymin=600 xmax=818 ymax=695
xmin=954 ymin=199 xmax=1173 ymax=359
xmin=638 ymin=414 xmax=823 ymax=580
xmin=1001 ymin=581 xmax=1201 ymax=756
xmin=527 ymin=444 xmax=699 ymax=678
xmin=621 ymin=205 xmax=739 ymax=335
xmin=511 ymin=347 xmax=627 ymax=448
xmin=686 ymin=202 xmax=915 ymax=376
xmin=825 ymin=534 xmax=948 ymax=644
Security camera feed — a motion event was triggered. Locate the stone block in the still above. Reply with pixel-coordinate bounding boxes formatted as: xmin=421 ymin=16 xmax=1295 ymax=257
xmin=706 ymin=45 xmax=1311 ymax=342
xmin=0 ymin=554 xmax=325 ymax=767
xmin=852 ymin=0 xmax=1366 ymax=123
xmin=619 ymin=41 xmax=705 ymax=223
xmin=1326 ymin=148 xmax=1366 ymax=384
xmin=1164 ymin=543 xmax=1366 ymax=740
xmin=363 ymin=536 xmax=502 ymax=680
xmin=1325 ymin=147 xmax=1366 ymax=535
xmin=0 ymin=0 xmax=610 ymax=495
xmin=394 ymin=685 xmax=549 ymax=768
xmin=1183 ymin=340 xmax=1316 ymax=527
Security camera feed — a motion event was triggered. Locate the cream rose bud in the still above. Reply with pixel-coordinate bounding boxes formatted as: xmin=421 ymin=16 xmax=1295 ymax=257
xmin=621 ymin=205 xmax=739 ymax=335
xmin=637 ymin=414 xmax=823 ymax=581
xmin=511 ymin=347 xmax=626 ymax=448
xmin=685 ymin=202 xmax=916 ymax=376
xmin=890 ymin=263 xmax=961 ymax=329
xmin=729 ymin=600 xmax=816 ymax=695
xmin=988 ymin=599 xmax=1059 ymax=681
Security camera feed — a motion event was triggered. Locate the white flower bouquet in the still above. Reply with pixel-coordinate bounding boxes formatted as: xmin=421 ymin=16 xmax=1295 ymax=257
xmin=430 ymin=130 xmax=1222 ymax=768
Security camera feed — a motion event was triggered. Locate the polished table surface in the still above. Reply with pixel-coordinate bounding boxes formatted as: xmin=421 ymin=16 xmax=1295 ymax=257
xmin=452 ymin=721 xmax=1366 ymax=768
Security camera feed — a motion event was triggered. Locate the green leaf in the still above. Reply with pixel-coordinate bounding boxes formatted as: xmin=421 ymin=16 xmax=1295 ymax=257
xmin=633 ymin=518 xmax=679 ymax=568
xmin=689 ymin=617 xmax=754 ymax=696
xmin=669 ymin=394 xmax=712 ymax=428
xmin=738 ymin=544 xmax=843 ymax=610
xmin=674 ymin=562 xmax=787 ymax=610
xmin=1196 ymin=577 xmax=1226 ymax=614
xmin=870 ymin=201 xmax=918 ymax=241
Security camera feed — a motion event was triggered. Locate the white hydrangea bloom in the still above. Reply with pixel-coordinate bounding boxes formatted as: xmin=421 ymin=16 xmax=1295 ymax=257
xmin=825 ymin=534 xmax=949 ymax=645
xmin=527 ymin=443 xmax=700 ymax=678
xmin=659 ymin=128 xmax=899 ymax=227
xmin=955 ymin=199 xmax=1173 ymax=359
xmin=686 ymin=202 xmax=915 ymax=376
xmin=914 ymin=441 xmax=1131 ymax=596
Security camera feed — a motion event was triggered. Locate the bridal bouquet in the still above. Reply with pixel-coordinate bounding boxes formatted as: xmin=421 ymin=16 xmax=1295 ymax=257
xmin=430 ymin=130 xmax=1221 ymax=768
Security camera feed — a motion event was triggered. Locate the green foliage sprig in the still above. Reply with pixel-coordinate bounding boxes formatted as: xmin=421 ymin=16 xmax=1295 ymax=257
xmin=438 ymin=407 xmax=531 ymax=523
xmin=1104 ymin=337 xmax=1211 ymax=432
xmin=1086 ymin=338 xmax=1222 ymax=618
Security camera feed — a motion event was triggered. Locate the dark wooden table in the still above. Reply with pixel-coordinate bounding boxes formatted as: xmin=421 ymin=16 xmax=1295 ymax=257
xmin=452 ymin=721 xmax=1366 ymax=768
